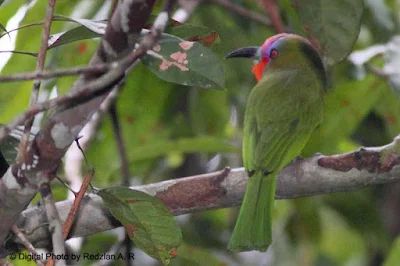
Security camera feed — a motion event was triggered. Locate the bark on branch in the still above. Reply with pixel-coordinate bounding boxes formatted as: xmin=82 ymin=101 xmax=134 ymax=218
xmin=7 ymin=136 xmax=400 ymax=251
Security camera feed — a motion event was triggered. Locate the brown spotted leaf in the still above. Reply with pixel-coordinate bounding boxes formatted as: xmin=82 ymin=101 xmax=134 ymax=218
xmin=98 ymin=187 xmax=182 ymax=265
xmin=141 ymin=33 xmax=224 ymax=89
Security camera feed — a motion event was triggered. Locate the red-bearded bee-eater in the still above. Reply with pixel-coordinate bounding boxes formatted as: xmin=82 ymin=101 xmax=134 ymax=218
xmin=226 ymin=33 xmax=327 ymax=252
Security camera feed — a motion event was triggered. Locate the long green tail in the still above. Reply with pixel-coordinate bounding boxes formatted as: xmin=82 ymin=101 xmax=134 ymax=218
xmin=228 ymin=171 xmax=276 ymax=252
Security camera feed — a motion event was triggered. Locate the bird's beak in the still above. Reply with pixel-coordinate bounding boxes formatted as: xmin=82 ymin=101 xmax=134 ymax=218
xmin=225 ymin=46 xmax=260 ymax=59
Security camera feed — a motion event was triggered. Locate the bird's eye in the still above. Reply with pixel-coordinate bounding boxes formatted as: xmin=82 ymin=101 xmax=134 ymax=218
xmin=270 ymin=49 xmax=279 ymax=60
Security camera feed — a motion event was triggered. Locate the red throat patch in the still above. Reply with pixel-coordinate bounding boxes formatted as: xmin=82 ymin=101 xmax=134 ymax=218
xmin=252 ymin=58 xmax=269 ymax=81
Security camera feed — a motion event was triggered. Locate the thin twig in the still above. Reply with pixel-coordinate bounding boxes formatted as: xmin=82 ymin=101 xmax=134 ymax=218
xmin=109 ymin=97 xmax=132 ymax=266
xmin=0 ymin=50 xmax=38 ymax=57
xmin=23 ymin=223 xmax=50 ymax=235
xmin=40 ymin=182 xmax=66 ymax=266
xmin=64 ymin=84 xmax=124 ymax=204
xmin=0 ymin=21 xmax=44 ymax=38
xmin=20 ymin=0 xmax=56 ymax=160
xmin=210 ymin=0 xmax=270 ymax=26
xmin=109 ymin=103 xmax=131 ymax=186
xmin=55 ymin=176 xmax=76 ymax=195
xmin=11 ymin=225 xmax=45 ymax=266
xmin=25 ymin=3 xmax=57 ymax=264
xmin=0 ymin=64 xmax=109 ymax=82
xmin=0 ymin=54 xmax=136 ymax=144
xmin=62 ymin=84 xmax=125 ymax=256
xmin=62 ymin=169 xmax=95 ymax=238
xmin=74 ymin=137 xmax=89 ymax=166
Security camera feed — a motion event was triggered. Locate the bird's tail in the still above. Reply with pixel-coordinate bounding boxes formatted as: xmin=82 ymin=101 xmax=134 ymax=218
xmin=228 ymin=171 xmax=276 ymax=252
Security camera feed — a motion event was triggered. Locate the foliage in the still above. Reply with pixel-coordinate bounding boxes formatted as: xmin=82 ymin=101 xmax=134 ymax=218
xmin=99 ymin=187 xmax=182 ymax=265
xmin=0 ymin=0 xmax=400 ymax=265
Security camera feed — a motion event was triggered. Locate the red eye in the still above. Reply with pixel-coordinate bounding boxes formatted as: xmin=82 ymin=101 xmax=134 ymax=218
xmin=270 ymin=49 xmax=279 ymax=59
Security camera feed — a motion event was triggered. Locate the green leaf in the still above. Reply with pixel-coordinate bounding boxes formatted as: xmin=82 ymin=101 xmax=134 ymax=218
xmin=291 ymin=0 xmax=363 ymax=67
xmin=0 ymin=135 xmax=19 ymax=165
xmin=47 ymin=26 xmax=101 ymax=50
xmin=141 ymin=33 xmax=225 ymax=89
xmin=47 ymin=15 xmax=105 ymax=49
xmin=52 ymin=15 xmax=107 ymax=33
xmin=383 ymin=237 xmax=400 ymax=266
xmin=98 ymin=187 xmax=182 ymax=265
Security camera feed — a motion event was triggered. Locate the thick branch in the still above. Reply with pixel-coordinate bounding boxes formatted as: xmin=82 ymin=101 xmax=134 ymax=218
xmin=8 ymin=138 xmax=400 ymax=251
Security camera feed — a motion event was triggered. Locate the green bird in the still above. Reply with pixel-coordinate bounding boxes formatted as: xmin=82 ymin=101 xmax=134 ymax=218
xmin=226 ymin=33 xmax=326 ymax=252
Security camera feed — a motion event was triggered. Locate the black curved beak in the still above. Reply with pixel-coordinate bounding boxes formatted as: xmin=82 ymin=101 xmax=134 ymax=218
xmin=225 ymin=46 xmax=260 ymax=59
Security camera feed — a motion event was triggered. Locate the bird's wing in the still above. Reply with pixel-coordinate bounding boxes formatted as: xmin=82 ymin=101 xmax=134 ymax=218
xmin=242 ymin=71 xmax=323 ymax=173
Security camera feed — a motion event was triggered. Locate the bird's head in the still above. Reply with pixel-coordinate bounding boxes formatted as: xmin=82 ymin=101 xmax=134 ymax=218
xmin=226 ymin=33 xmax=325 ymax=83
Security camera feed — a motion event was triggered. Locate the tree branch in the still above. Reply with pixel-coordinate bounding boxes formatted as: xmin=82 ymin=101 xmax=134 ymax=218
xmin=8 ymin=136 xmax=400 ymax=251
xmin=0 ymin=64 xmax=109 ymax=82
xmin=11 ymin=225 xmax=44 ymax=266
xmin=0 ymin=0 xmax=160 ymax=255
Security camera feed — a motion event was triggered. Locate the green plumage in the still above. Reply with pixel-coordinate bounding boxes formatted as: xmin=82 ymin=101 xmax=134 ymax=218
xmin=228 ymin=34 xmax=326 ymax=252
